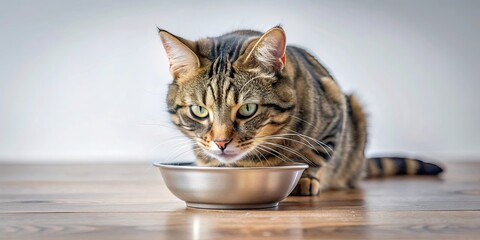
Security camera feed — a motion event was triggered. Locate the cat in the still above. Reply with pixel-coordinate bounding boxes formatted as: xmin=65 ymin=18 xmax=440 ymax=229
xmin=158 ymin=26 xmax=443 ymax=195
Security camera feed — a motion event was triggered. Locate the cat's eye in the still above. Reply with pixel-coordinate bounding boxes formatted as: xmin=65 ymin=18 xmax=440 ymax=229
xmin=190 ymin=105 xmax=209 ymax=119
xmin=237 ymin=103 xmax=258 ymax=119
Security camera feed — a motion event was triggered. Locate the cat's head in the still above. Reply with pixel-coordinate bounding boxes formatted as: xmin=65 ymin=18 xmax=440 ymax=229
xmin=159 ymin=27 xmax=295 ymax=165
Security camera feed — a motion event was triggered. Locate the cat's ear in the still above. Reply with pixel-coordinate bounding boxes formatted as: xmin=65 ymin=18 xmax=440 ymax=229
xmin=158 ymin=29 xmax=200 ymax=78
xmin=244 ymin=27 xmax=287 ymax=72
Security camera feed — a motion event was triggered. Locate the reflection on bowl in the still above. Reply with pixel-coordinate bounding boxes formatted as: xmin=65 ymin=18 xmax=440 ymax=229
xmin=153 ymin=162 xmax=308 ymax=209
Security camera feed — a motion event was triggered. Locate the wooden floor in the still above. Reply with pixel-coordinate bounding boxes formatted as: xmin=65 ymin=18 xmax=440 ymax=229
xmin=0 ymin=162 xmax=479 ymax=240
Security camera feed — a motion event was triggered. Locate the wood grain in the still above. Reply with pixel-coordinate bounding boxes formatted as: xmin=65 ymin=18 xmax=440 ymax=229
xmin=0 ymin=162 xmax=479 ymax=239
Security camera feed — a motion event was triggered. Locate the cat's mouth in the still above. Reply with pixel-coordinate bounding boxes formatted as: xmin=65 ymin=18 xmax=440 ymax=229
xmin=201 ymin=141 xmax=252 ymax=164
xmin=209 ymin=150 xmax=247 ymax=163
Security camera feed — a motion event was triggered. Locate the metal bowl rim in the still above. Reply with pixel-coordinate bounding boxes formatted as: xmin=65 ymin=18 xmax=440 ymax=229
xmin=152 ymin=162 xmax=308 ymax=170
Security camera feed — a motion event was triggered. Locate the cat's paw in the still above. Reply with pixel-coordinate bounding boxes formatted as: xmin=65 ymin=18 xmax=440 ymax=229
xmin=290 ymin=176 xmax=321 ymax=196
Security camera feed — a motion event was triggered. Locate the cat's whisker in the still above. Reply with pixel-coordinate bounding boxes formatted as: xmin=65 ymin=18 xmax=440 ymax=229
xmin=246 ymin=149 xmax=264 ymax=167
xmin=259 ymin=146 xmax=290 ymax=165
xmin=150 ymin=138 xmax=195 ymax=153
xmin=157 ymin=139 xmax=196 ymax=157
xmin=255 ymin=151 xmax=266 ymax=167
xmin=280 ymin=119 xmax=324 ymax=151
xmin=253 ymin=147 xmax=279 ymax=166
xmin=137 ymin=122 xmax=180 ymax=131
xmin=194 ymin=138 xmax=210 ymax=149
xmin=156 ymin=136 xmax=195 ymax=144
xmin=255 ymin=147 xmax=269 ymax=163
xmin=191 ymin=146 xmax=208 ymax=160
xmin=284 ymin=128 xmax=334 ymax=153
xmin=244 ymin=145 xmax=267 ymax=166
xmin=164 ymin=142 xmax=196 ymax=160
xmin=167 ymin=150 xmax=194 ymax=162
xmin=254 ymin=144 xmax=292 ymax=164
xmin=257 ymin=132 xmax=330 ymax=154
xmin=268 ymin=130 xmax=334 ymax=157
xmin=168 ymin=146 xmax=201 ymax=162
xmin=282 ymin=132 xmax=319 ymax=152
xmin=262 ymin=141 xmax=315 ymax=165
xmin=165 ymin=141 xmax=195 ymax=154
xmin=254 ymin=135 xmax=320 ymax=153
xmin=139 ymin=123 xmax=175 ymax=127
xmin=254 ymin=148 xmax=272 ymax=167
xmin=271 ymin=131 xmax=333 ymax=160
xmin=149 ymin=134 xmax=194 ymax=146
xmin=260 ymin=133 xmax=315 ymax=149
xmin=254 ymin=152 xmax=267 ymax=167
xmin=269 ymin=132 xmax=331 ymax=152
xmin=166 ymin=149 xmax=190 ymax=162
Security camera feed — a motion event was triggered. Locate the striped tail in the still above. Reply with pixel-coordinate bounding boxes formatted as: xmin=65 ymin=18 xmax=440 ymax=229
xmin=366 ymin=157 xmax=444 ymax=178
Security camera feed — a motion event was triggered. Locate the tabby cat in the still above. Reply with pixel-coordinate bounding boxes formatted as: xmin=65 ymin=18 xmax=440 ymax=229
xmin=158 ymin=26 xmax=443 ymax=195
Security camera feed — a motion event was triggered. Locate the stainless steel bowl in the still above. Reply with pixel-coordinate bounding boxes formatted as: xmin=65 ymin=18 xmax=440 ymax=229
xmin=153 ymin=162 xmax=308 ymax=209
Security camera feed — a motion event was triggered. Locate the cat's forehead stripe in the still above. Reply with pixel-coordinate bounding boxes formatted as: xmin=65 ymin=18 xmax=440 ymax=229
xmin=209 ymin=35 xmax=248 ymax=62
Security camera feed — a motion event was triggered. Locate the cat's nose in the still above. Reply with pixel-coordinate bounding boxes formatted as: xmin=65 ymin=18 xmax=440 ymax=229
xmin=214 ymin=139 xmax=232 ymax=151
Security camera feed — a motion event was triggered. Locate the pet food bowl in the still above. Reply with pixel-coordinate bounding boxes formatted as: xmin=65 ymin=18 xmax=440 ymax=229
xmin=153 ymin=162 xmax=308 ymax=209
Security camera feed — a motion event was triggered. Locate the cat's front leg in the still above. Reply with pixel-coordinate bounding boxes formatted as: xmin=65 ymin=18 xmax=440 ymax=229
xmin=290 ymin=167 xmax=322 ymax=196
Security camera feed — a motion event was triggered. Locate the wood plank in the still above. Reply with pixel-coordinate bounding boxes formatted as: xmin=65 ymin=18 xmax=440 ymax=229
xmin=1 ymin=211 xmax=479 ymax=240
xmin=0 ymin=162 xmax=479 ymax=239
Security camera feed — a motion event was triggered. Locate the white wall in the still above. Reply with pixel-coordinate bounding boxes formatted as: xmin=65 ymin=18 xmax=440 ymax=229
xmin=1 ymin=0 xmax=479 ymax=163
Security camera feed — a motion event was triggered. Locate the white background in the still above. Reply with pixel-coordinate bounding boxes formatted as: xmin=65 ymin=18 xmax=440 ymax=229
xmin=1 ymin=0 xmax=479 ymax=163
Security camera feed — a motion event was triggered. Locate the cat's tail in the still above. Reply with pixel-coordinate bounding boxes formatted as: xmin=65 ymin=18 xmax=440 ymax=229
xmin=366 ymin=157 xmax=444 ymax=178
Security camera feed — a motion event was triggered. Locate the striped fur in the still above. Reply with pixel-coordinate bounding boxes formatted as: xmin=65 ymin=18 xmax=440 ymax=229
xmin=158 ymin=26 xmax=444 ymax=196
xmin=366 ymin=157 xmax=443 ymax=177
